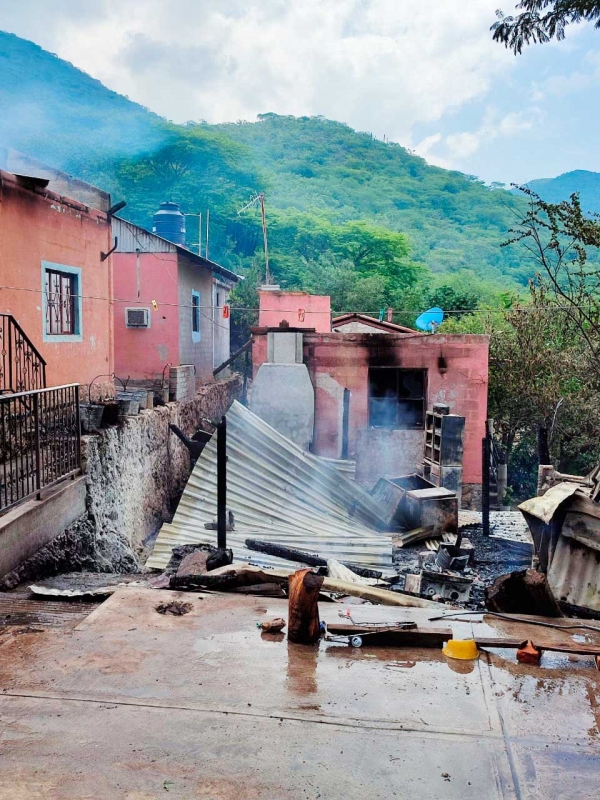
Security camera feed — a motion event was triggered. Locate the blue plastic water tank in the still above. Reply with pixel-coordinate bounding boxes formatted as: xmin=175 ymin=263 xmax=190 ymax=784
xmin=152 ymin=201 xmax=186 ymax=246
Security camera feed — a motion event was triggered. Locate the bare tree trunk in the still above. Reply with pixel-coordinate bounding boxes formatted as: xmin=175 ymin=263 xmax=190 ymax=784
xmin=486 ymin=569 xmax=563 ymax=617
xmin=288 ymin=569 xmax=323 ymax=644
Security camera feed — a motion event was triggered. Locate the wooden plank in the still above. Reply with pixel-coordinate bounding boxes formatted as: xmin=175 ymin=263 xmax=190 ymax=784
xmin=474 ymin=636 xmax=600 ymax=656
xmin=327 ymin=624 xmax=452 ymax=648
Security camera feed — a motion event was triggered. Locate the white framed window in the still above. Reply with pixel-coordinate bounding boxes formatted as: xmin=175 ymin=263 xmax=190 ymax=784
xmin=42 ymin=262 xmax=83 ymax=342
xmin=191 ymin=290 xmax=201 ymax=342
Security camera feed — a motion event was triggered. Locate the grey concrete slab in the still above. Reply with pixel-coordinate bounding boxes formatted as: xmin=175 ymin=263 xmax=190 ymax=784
xmin=0 ymin=589 xmax=599 ymax=798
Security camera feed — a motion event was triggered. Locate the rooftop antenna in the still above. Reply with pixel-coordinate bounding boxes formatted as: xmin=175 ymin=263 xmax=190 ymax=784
xmin=238 ymin=192 xmax=271 ymax=284
xmin=415 ymin=307 xmax=444 ymax=333
xmin=183 ymin=212 xmax=202 ymax=256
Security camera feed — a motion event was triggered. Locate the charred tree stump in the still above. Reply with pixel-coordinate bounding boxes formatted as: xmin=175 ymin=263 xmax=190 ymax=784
xmin=288 ymin=569 xmax=324 ymax=644
xmin=485 ymin=569 xmax=564 ymax=617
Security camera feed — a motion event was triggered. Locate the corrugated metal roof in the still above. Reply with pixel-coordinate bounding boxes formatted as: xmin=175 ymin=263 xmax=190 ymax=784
xmin=146 ymin=401 xmax=393 ymax=571
xmin=520 ymin=486 xmax=600 ymax=613
xmin=112 ymin=217 xmax=177 ymax=254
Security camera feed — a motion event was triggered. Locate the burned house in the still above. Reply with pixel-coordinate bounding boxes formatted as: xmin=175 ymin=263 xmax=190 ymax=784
xmin=249 ymin=289 xmax=489 ymax=508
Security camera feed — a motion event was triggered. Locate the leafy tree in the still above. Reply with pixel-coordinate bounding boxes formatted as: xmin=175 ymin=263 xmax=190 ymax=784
xmin=492 ymin=1 xmax=600 ymax=54
xmin=423 ymin=285 xmax=480 ymax=318
xmin=504 ymin=187 xmax=600 ymax=376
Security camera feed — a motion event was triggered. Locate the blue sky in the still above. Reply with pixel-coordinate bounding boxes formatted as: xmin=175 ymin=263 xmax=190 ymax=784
xmin=414 ymin=25 xmax=600 ymax=185
xmin=0 ymin=0 xmax=598 ymax=184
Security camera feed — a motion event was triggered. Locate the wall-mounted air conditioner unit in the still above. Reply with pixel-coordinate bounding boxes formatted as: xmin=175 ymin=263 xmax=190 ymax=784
xmin=125 ymin=308 xmax=151 ymax=328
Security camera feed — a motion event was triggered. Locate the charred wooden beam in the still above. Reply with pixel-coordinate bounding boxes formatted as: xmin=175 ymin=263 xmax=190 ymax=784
xmin=244 ymin=539 xmax=383 ymax=579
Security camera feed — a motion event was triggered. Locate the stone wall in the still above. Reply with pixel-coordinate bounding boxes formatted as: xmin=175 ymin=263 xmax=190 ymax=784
xmin=83 ymin=374 xmax=240 ymax=556
xmin=0 ymin=375 xmax=241 ymax=588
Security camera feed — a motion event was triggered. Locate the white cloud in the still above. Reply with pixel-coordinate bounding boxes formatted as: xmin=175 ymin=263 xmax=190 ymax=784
xmin=422 ymin=107 xmax=545 ymax=168
xmin=0 ymin=0 xmax=515 ymax=143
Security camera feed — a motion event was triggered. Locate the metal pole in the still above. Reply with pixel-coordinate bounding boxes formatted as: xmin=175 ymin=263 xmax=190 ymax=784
xmin=342 ymin=389 xmax=350 ymax=460
xmin=259 ymin=193 xmax=270 ymax=284
xmin=482 ymin=434 xmax=490 ymax=537
xmin=217 ymin=415 xmax=227 ymax=549
xmin=198 ymin=212 xmax=202 ymax=257
xmin=206 ymin=209 xmax=210 ymax=261
xmin=34 ymin=392 xmax=42 ymax=500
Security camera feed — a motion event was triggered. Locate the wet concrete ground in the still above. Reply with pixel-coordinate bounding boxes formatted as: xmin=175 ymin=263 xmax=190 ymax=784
xmin=1 ymin=588 xmax=600 ymax=798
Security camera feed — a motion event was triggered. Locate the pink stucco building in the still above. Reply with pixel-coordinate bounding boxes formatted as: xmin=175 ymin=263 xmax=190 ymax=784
xmin=0 ymin=161 xmax=114 ymax=397
xmin=251 ymin=292 xmax=489 ymax=508
xmin=258 ymin=288 xmax=331 ymax=332
xmin=111 ymin=218 xmax=240 ymax=385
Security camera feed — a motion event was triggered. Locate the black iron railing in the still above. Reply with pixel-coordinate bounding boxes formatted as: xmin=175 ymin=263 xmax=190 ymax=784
xmin=0 ymin=314 xmax=47 ymax=394
xmin=0 ymin=384 xmax=81 ymax=513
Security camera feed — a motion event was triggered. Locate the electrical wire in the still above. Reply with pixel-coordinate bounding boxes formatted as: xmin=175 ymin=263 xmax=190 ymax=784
xmin=427 ymin=609 xmax=600 ymax=634
xmin=2 ymin=284 xmax=597 ymax=318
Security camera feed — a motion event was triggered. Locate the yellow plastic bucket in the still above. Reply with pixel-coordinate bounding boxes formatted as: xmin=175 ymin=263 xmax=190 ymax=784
xmin=442 ymin=638 xmax=479 ymax=660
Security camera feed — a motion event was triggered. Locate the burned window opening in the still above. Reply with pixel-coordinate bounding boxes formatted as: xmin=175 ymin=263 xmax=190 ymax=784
xmin=368 ymin=368 xmax=426 ymax=429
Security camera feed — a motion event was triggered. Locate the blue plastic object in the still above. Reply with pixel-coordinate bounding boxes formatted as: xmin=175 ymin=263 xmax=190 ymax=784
xmin=152 ymin=201 xmax=186 ymax=246
xmin=415 ymin=307 xmax=444 ymax=332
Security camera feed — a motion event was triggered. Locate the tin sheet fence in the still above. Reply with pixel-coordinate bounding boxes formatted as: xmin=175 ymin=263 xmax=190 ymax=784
xmin=0 ymin=384 xmax=81 ymax=513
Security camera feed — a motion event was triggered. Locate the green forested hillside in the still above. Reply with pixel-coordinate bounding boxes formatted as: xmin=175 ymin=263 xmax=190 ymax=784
xmin=0 ymin=30 xmax=533 ymax=315
xmin=213 ymin=115 xmax=529 ymax=282
xmin=0 ymin=32 xmax=167 ymax=171
xmin=520 ymin=170 xmax=600 ymax=214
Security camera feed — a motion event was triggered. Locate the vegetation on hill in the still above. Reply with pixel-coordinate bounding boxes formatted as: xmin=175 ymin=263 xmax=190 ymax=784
xmin=3 ymin=30 xmax=600 ymax=495
xmin=0 ymin=31 xmax=532 ymax=319
xmin=519 ymin=170 xmax=600 ymax=214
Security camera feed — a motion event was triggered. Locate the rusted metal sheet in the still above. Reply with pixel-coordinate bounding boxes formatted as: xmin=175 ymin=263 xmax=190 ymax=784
xmin=520 ymin=484 xmax=600 ymax=613
xmin=519 ymin=481 xmax=580 ymax=524
xmin=546 ymin=533 xmax=600 ymax=612
xmin=147 ymin=401 xmax=393 ymax=571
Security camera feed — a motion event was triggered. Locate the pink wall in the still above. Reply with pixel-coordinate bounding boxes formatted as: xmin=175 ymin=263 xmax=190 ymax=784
xmin=252 ymin=331 xmax=489 ymax=484
xmin=258 ymin=290 xmax=331 ymax=332
xmin=0 ymin=172 xmax=113 ymax=394
xmin=113 ymin=252 xmax=179 ymax=381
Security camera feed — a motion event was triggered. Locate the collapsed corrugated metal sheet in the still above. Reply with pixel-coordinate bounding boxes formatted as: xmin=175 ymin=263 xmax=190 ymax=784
xmin=547 ymin=534 xmax=600 ymax=611
xmin=520 ymin=483 xmax=600 ymax=613
xmin=147 ymin=401 xmax=393 ymax=571
xmin=316 ymin=456 xmax=356 ymax=481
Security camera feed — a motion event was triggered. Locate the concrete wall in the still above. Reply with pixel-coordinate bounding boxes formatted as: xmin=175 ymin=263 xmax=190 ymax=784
xmin=249 ymin=363 xmax=315 ymax=449
xmin=113 ymin=251 xmax=179 ymax=382
xmin=0 ymin=375 xmax=241 ymax=588
xmin=258 ymin=289 xmax=331 ymax=332
xmin=82 ymin=375 xmax=241 ymax=554
xmin=177 ymin=255 xmax=216 ymax=383
xmin=0 ymin=171 xmax=114 ymax=391
xmin=212 ymin=280 xmax=232 ymax=372
xmin=354 ymin=428 xmax=425 ymax=487
xmin=0 ymin=477 xmax=87 ymax=579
